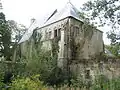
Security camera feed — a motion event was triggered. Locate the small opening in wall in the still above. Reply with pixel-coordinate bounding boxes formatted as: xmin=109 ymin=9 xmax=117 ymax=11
xmin=58 ymin=28 xmax=61 ymax=39
xmin=54 ymin=29 xmax=57 ymax=37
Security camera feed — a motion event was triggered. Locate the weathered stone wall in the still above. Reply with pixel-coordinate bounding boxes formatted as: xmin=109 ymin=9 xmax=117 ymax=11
xmin=37 ymin=18 xmax=69 ymax=68
xmin=20 ymin=41 xmax=28 ymax=56
xmin=70 ymin=18 xmax=104 ymax=60
xmin=70 ymin=59 xmax=120 ymax=80
xmin=19 ymin=17 xmax=104 ymax=78
xmin=20 ymin=38 xmax=34 ymax=59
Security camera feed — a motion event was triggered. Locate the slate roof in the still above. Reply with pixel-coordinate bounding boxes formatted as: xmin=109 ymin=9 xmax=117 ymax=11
xmin=19 ymin=2 xmax=81 ymax=44
xmin=43 ymin=2 xmax=80 ymax=26
xmin=18 ymin=21 xmax=37 ymax=44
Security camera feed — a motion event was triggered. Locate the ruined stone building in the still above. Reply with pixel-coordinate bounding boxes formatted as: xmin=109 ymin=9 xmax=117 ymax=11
xmin=18 ymin=2 xmax=106 ymax=78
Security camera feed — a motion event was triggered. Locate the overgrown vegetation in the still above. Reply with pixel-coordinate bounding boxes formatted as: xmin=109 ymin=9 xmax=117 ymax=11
xmin=0 ymin=12 xmax=27 ymax=61
xmin=0 ymin=12 xmax=11 ymax=61
xmin=15 ymin=29 xmax=67 ymax=86
xmin=9 ymin=75 xmax=45 ymax=90
xmin=81 ymin=0 xmax=120 ymax=45
xmin=1 ymin=0 xmax=120 ymax=89
xmin=105 ymin=44 xmax=120 ymax=57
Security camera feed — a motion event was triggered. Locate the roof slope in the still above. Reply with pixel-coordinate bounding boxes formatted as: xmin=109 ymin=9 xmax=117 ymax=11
xmin=18 ymin=21 xmax=37 ymax=44
xmin=44 ymin=2 xmax=80 ymax=26
xmin=19 ymin=2 xmax=80 ymax=44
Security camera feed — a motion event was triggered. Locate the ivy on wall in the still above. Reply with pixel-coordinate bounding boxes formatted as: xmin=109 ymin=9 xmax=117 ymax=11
xmin=82 ymin=23 xmax=94 ymax=40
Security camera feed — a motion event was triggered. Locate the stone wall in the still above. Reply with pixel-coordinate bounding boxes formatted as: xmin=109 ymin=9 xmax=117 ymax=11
xmin=20 ymin=39 xmax=33 ymax=59
xmin=37 ymin=18 xmax=69 ymax=68
xmin=69 ymin=58 xmax=120 ymax=80
xmin=69 ymin=17 xmax=104 ymax=60
xmin=19 ymin=17 xmax=105 ymax=79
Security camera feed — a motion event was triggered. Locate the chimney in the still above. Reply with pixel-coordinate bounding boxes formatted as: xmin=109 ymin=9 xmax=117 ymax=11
xmin=31 ymin=18 xmax=36 ymax=24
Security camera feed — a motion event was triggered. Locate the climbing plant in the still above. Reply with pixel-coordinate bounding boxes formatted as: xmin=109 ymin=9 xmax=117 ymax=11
xmin=82 ymin=23 xmax=94 ymax=40
xmin=19 ymin=29 xmax=67 ymax=86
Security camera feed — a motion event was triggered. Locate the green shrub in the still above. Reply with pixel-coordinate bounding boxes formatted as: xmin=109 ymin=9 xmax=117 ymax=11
xmin=10 ymin=75 xmax=46 ymax=90
xmin=0 ymin=73 xmax=5 ymax=89
xmin=43 ymin=67 xmax=67 ymax=86
xmin=91 ymin=75 xmax=120 ymax=90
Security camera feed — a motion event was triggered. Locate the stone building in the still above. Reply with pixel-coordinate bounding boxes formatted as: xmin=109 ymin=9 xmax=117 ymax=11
xmin=19 ymin=2 xmax=104 ymax=74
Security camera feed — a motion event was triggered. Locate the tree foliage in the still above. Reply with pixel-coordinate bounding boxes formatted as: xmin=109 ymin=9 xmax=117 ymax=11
xmin=7 ymin=20 xmax=27 ymax=42
xmin=0 ymin=12 xmax=11 ymax=60
xmin=0 ymin=12 xmax=27 ymax=61
xmin=81 ymin=0 xmax=120 ymax=44
xmin=105 ymin=43 xmax=120 ymax=57
xmin=19 ymin=30 xmax=66 ymax=86
xmin=10 ymin=75 xmax=45 ymax=90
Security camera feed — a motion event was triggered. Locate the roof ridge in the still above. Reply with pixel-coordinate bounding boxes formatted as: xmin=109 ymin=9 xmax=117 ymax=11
xmin=44 ymin=2 xmax=80 ymax=25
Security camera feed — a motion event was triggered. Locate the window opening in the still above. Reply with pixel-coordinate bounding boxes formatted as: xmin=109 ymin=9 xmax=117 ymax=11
xmin=58 ymin=28 xmax=61 ymax=39
xmin=54 ymin=29 xmax=57 ymax=37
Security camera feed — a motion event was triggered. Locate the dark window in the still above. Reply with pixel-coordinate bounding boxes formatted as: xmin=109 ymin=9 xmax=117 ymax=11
xmin=54 ymin=29 xmax=57 ymax=37
xmin=58 ymin=28 xmax=61 ymax=38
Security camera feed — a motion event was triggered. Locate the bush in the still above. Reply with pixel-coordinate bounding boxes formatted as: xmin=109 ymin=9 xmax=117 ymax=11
xmin=0 ymin=73 xmax=5 ymax=89
xmin=43 ymin=67 xmax=67 ymax=86
xmin=92 ymin=75 xmax=120 ymax=90
xmin=10 ymin=75 xmax=46 ymax=90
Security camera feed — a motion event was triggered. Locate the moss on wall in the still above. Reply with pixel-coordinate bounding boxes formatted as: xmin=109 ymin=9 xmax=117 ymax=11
xmin=82 ymin=23 xmax=94 ymax=40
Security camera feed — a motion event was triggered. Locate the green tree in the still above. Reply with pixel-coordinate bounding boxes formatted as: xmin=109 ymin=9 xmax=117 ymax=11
xmin=0 ymin=13 xmax=26 ymax=61
xmin=81 ymin=0 xmax=120 ymax=44
xmin=7 ymin=20 xmax=27 ymax=43
xmin=0 ymin=12 xmax=11 ymax=60
xmin=105 ymin=44 xmax=120 ymax=57
xmin=7 ymin=20 xmax=27 ymax=62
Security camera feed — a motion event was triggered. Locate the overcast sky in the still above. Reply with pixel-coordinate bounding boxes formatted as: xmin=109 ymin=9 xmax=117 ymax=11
xmin=2 ymin=0 xmax=85 ymax=26
xmin=1 ymin=0 xmax=110 ymax=44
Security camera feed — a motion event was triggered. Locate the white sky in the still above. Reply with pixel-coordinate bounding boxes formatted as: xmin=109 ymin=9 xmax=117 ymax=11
xmin=2 ymin=0 xmax=110 ymax=44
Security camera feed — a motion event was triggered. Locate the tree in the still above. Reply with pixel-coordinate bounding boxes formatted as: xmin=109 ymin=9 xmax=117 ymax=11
xmin=0 ymin=12 xmax=11 ymax=60
xmin=7 ymin=20 xmax=27 ymax=43
xmin=0 ymin=13 xmax=26 ymax=61
xmin=81 ymin=0 xmax=120 ymax=44
xmin=105 ymin=43 xmax=120 ymax=57
xmin=7 ymin=20 xmax=27 ymax=62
